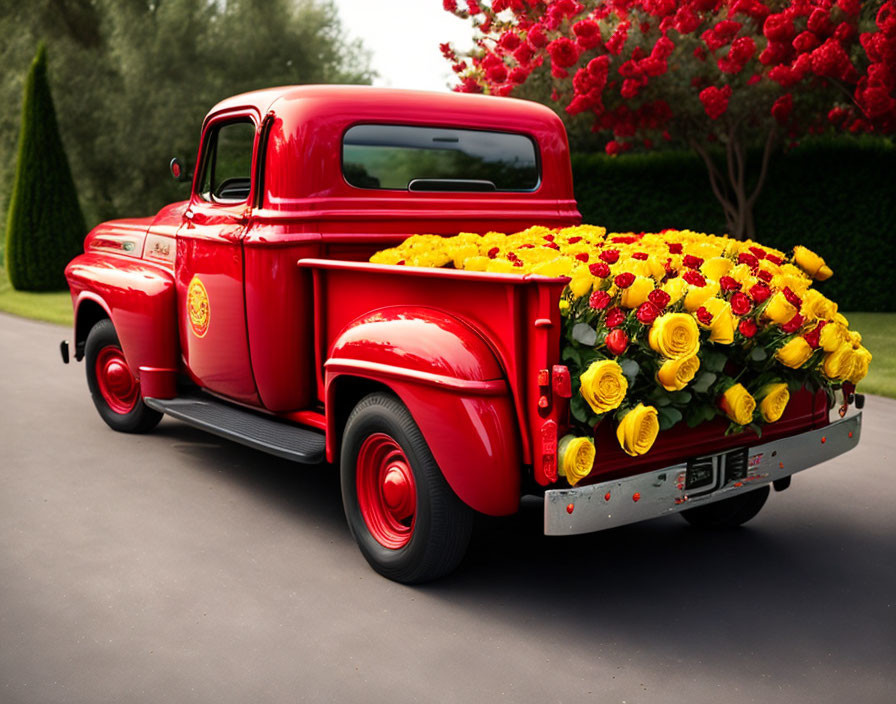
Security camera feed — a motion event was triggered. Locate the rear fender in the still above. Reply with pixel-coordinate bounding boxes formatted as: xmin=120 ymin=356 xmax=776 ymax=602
xmin=325 ymin=307 xmax=521 ymax=516
xmin=66 ymin=252 xmax=179 ymax=398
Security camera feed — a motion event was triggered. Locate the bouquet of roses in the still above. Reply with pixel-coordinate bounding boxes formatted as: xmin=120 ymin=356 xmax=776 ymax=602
xmin=371 ymin=225 xmax=871 ymax=486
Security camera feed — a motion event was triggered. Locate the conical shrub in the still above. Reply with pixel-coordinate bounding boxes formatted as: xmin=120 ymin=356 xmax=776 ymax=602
xmin=4 ymin=43 xmax=86 ymax=291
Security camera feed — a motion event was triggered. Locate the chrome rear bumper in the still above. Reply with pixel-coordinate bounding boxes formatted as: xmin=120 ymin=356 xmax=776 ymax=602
xmin=544 ymin=413 xmax=862 ymax=536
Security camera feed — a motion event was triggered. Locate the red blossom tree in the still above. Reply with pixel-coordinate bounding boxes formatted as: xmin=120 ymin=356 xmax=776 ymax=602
xmin=442 ymin=0 xmax=896 ymax=239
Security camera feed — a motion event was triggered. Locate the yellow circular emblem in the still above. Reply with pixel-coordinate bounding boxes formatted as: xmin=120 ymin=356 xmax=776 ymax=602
xmin=187 ymin=276 xmax=210 ymax=338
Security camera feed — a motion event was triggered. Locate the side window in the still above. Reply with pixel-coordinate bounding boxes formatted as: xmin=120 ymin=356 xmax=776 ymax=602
xmin=198 ymin=120 xmax=256 ymax=203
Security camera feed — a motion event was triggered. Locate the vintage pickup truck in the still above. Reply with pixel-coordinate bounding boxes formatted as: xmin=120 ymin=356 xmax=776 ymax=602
xmin=63 ymin=85 xmax=862 ymax=582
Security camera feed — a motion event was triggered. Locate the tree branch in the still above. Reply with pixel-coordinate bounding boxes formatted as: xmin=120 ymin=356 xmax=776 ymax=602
xmin=691 ymin=139 xmax=738 ymax=223
xmin=747 ymin=127 xmax=777 ymax=208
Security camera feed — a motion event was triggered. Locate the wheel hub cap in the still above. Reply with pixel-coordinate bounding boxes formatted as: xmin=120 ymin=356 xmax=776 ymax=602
xmin=95 ymin=346 xmax=139 ymax=415
xmin=356 ymin=434 xmax=417 ymax=550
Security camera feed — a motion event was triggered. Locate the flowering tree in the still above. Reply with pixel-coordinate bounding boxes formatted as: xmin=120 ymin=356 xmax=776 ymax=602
xmin=442 ymin=1 xmax=896 ymax=239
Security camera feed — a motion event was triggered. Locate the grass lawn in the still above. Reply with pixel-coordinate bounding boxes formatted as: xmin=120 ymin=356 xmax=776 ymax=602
xmin=0 ymin=264 xmax=893 ymax=398
xmin=0 ymin=266 xmax=72 ymax=326
xmin=842 ymin=312 xmax=896 ymax=400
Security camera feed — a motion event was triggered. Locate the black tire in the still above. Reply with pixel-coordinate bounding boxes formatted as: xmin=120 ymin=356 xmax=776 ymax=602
xmin=680 ymin=485 xmax=770 ymax=529
xmin=84 ymin=319 xmax=163 ymax=434
xmin=340 ymin=392 xmax=474 ymax=583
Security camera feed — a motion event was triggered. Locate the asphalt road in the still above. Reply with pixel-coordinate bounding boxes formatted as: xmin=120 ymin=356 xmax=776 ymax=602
xmin=1 ymin=312 xmax=894 ymax=704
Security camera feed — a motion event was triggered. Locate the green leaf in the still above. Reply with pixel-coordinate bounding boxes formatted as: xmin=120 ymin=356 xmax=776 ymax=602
xmin=692 ymin=371 xmax=717 ymax=393
xmin=749 ymin=346 xmax=768 ymax=362
xmin=562 ymin=345 xmax=582 ymax=368
xmin=669 ymin=390 xmax=692 ymax=405
xmin=657 ymin=406 xmax=683 ymax=431
xmin=619 ymin=358 xmax=640 ymax=382
xmin=570 ymin=394 xmax=590 ymax=423
xmin=572 ymin=322 xmax=597 ymax=346
xmin=702 ymin=350 xmax=727 ymax=373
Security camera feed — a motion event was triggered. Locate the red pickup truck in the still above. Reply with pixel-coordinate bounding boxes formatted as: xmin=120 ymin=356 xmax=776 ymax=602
xmin=63 ymin=85 xmax=862 ymax=583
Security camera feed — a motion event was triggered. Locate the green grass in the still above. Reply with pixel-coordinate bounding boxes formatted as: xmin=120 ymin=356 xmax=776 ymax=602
xmin=842 ymin=313 xmax=896 ymax=400
xmin=0 ymin=266 xmax=72 ymax=326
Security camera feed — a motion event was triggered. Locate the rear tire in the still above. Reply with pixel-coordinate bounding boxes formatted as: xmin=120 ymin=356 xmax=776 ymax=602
xmin=680 ymin=485 xmax=770 ymax=529
xmin=85 ymin=319 xmax=162 ymax=434
xmin=340 ymin=392 xmax=473 ymax=583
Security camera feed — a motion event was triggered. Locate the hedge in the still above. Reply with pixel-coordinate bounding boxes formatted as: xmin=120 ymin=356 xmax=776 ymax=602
xmin=571 ymin=138 xmax=896 ymax=312
xmin=4 ymin=43 xmax=85 ymax=291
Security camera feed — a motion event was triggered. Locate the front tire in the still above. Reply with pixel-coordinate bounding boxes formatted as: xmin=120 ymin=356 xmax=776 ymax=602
xmin=680 ymin=485 xmax=770 ymax=529
xmin=340 ymin=393 xmax=473 ymax=583
xmin=85 ymin=319 xmax=162 ymax=434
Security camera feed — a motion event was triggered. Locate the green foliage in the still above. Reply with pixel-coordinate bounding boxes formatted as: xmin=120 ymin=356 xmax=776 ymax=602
xmin=0 ymin=0 xmax=373 ymax=233
xmin=572 ymin=137 xmax=896 ymax=311
xmin=4 ymin=43 xmax=86 ymax=291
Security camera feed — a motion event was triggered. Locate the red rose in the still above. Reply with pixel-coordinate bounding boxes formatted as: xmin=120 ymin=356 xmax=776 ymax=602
xmin=632 ymin=251 xmax=649 ymax=260
xmin=683 ymin=270 xmax=706 ymax=287
xmin=487 ymin=247 xmax=500 ymax=259
xmin=543 ymin=234 xmax=555 ymax=242
xmin=719 ymin=276 xmax=741 ymax=291
xmin=757 ymin=269 xmax=773 ymax=283
xmin=605 ymin=328 xmax=629 ymax=355
xmin=748 ymin=246 xmax=767 ymax=260
xmin=636 ymin=301 xmax=660 ymax=325
xmin=600 ymin=249 xmax=620 ymax=264
xmin=738 ymin=318 xmax=758 ymax=337
xmin=575 ymin=252 xmax=589 ymax=262
xmin=545 ymin=242 xmax=560 ymax=250
xmin=783 ymin=286 xmax=802 ymax=309
xmin=765 ymin=254 xmax=783 ymax=266
xmin=615 ymin=272 xmax=636 ymax=289
xmin=750 ymin=283 xmax=772 ymax=303
xmin=567 ymin=236 xmax=582 ymax=244
xmin=589 ymin=261 xmax=611 ymax=278
xmin=738 ymin=252 xmax=760 ymax=270
xmin=696 ymin=307 xmax=713 ymax=326
xmin=682 ymin=254 xmax=704 ymax=269
xmin=668 ymin=242 xmax=683 ymax=254
xmin=589 ymin=290 xmax=611 ymax=310
xmin=648 ymin=289 xmax=671 ymax=309
xmin=781 ymin=313 xmax=805 ymax=334
xmin=605 ymin=307 xmax=626 ymax=328
xmin=730 ymin=292 xmax=752 ymax=316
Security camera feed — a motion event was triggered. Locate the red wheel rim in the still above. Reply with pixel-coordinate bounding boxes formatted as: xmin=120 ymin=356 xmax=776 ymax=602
xmin=356 ymin=433 xmax=417 ymax=550
xmin=95 ymin=345 xmax=139 ymax=415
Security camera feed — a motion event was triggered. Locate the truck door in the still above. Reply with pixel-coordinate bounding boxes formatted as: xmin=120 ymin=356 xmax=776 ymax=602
xmin=176 ymin=114 xmax=259 ymax=404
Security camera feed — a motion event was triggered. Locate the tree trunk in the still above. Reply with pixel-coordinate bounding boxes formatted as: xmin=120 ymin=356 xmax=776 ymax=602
xmin=690 ymin=127 xmax=776 ymax=241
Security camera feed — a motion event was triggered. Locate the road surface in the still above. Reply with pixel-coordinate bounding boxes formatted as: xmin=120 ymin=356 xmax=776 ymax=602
xmin=1 ymin=312 xmax=894 ymax=703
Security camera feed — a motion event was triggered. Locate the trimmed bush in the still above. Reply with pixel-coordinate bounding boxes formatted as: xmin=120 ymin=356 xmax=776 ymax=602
xmin=571 ymin=138 xmax=896 ymax=311
xmin=4 ymin=43 xmax=86 ymax=291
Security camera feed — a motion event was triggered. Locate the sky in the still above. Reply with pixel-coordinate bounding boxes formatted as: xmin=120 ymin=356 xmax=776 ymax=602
xmin=333 ymin=0 xmax=475 ymax=92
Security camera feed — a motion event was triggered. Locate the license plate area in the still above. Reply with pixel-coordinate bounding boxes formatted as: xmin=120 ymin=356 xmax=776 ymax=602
xmin=686 ymin=448 xmax=748 ymax=496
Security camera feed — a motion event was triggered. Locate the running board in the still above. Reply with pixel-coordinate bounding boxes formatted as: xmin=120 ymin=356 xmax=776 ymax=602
xmin=145 ymin=395 xmax=325 ymax=464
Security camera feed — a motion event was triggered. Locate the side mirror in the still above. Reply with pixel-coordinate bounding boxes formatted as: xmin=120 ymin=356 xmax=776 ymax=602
xmin=169 ymin=157 xmax=191 ymax=183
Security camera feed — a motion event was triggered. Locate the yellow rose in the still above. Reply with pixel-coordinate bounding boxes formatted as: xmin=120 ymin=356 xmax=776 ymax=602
xmin=819 ymin=322 xmax=848 ymax=352
xmin=448 ymin=243 xmax=480 ymax=269
xmin=620 ymin=275 xmax=655 ymax=308
xmin=793 ymin=245 xmax=833 ymax=280
xmin=702 ymin=297 xmax=735 ymax=345
xmin=801 ymin=289 xmax=838 ymax=321
xmin=648 ymin=313 xmax=701 ymax=359
xmin=683 ymin=280 xmax=720 ymax=312
xmin=485 ymin=258 xmax=517 ymax=273
xmin=568 ymin=273 xmax=593 ymax=298
xmin=848 ymin=346 xmax=872 ymax=385
xmin=776 ymin=336 xmax=813 ymax=368
xmin=557 ymin=435 xmax=596 ymax=486
xmin=462 ymin=255 xmax=490 ymax=272
xmin=756 ymin=383 xmax=790 ymax=422
xmin=848 ymin=329 xmax=862 ymax=346
xmin=662 ymin=277 xmax=688 ymax=305
xmin=720 ymin=383 xmax=757 ymax=425
xmin=656 ymin=354 xmax=701 ymax=391
xmin=823 ymin=342 xmax=856 ymax=381
xmin=701 ymin=256 xmax=733 ymax=281
xmin=580 ymin=360 xmax=628 ymax=414
xmin=616 ymin=404 xmax=660 ymax=457
xmin=764 ymin=291 xmax=798 ymax=325
xmin=531 ymin=257 xmax=574 ymax=277
xmin=370 ymin=249 xmax=403 ymax=265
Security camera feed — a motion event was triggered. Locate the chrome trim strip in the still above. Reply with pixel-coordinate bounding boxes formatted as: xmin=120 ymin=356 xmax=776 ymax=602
xmin=544 ymin=413 xmax=862 ymax=536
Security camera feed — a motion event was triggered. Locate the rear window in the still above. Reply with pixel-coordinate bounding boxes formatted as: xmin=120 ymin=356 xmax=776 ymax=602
xmin=342 ymin=124 xmax=539 ymax=192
